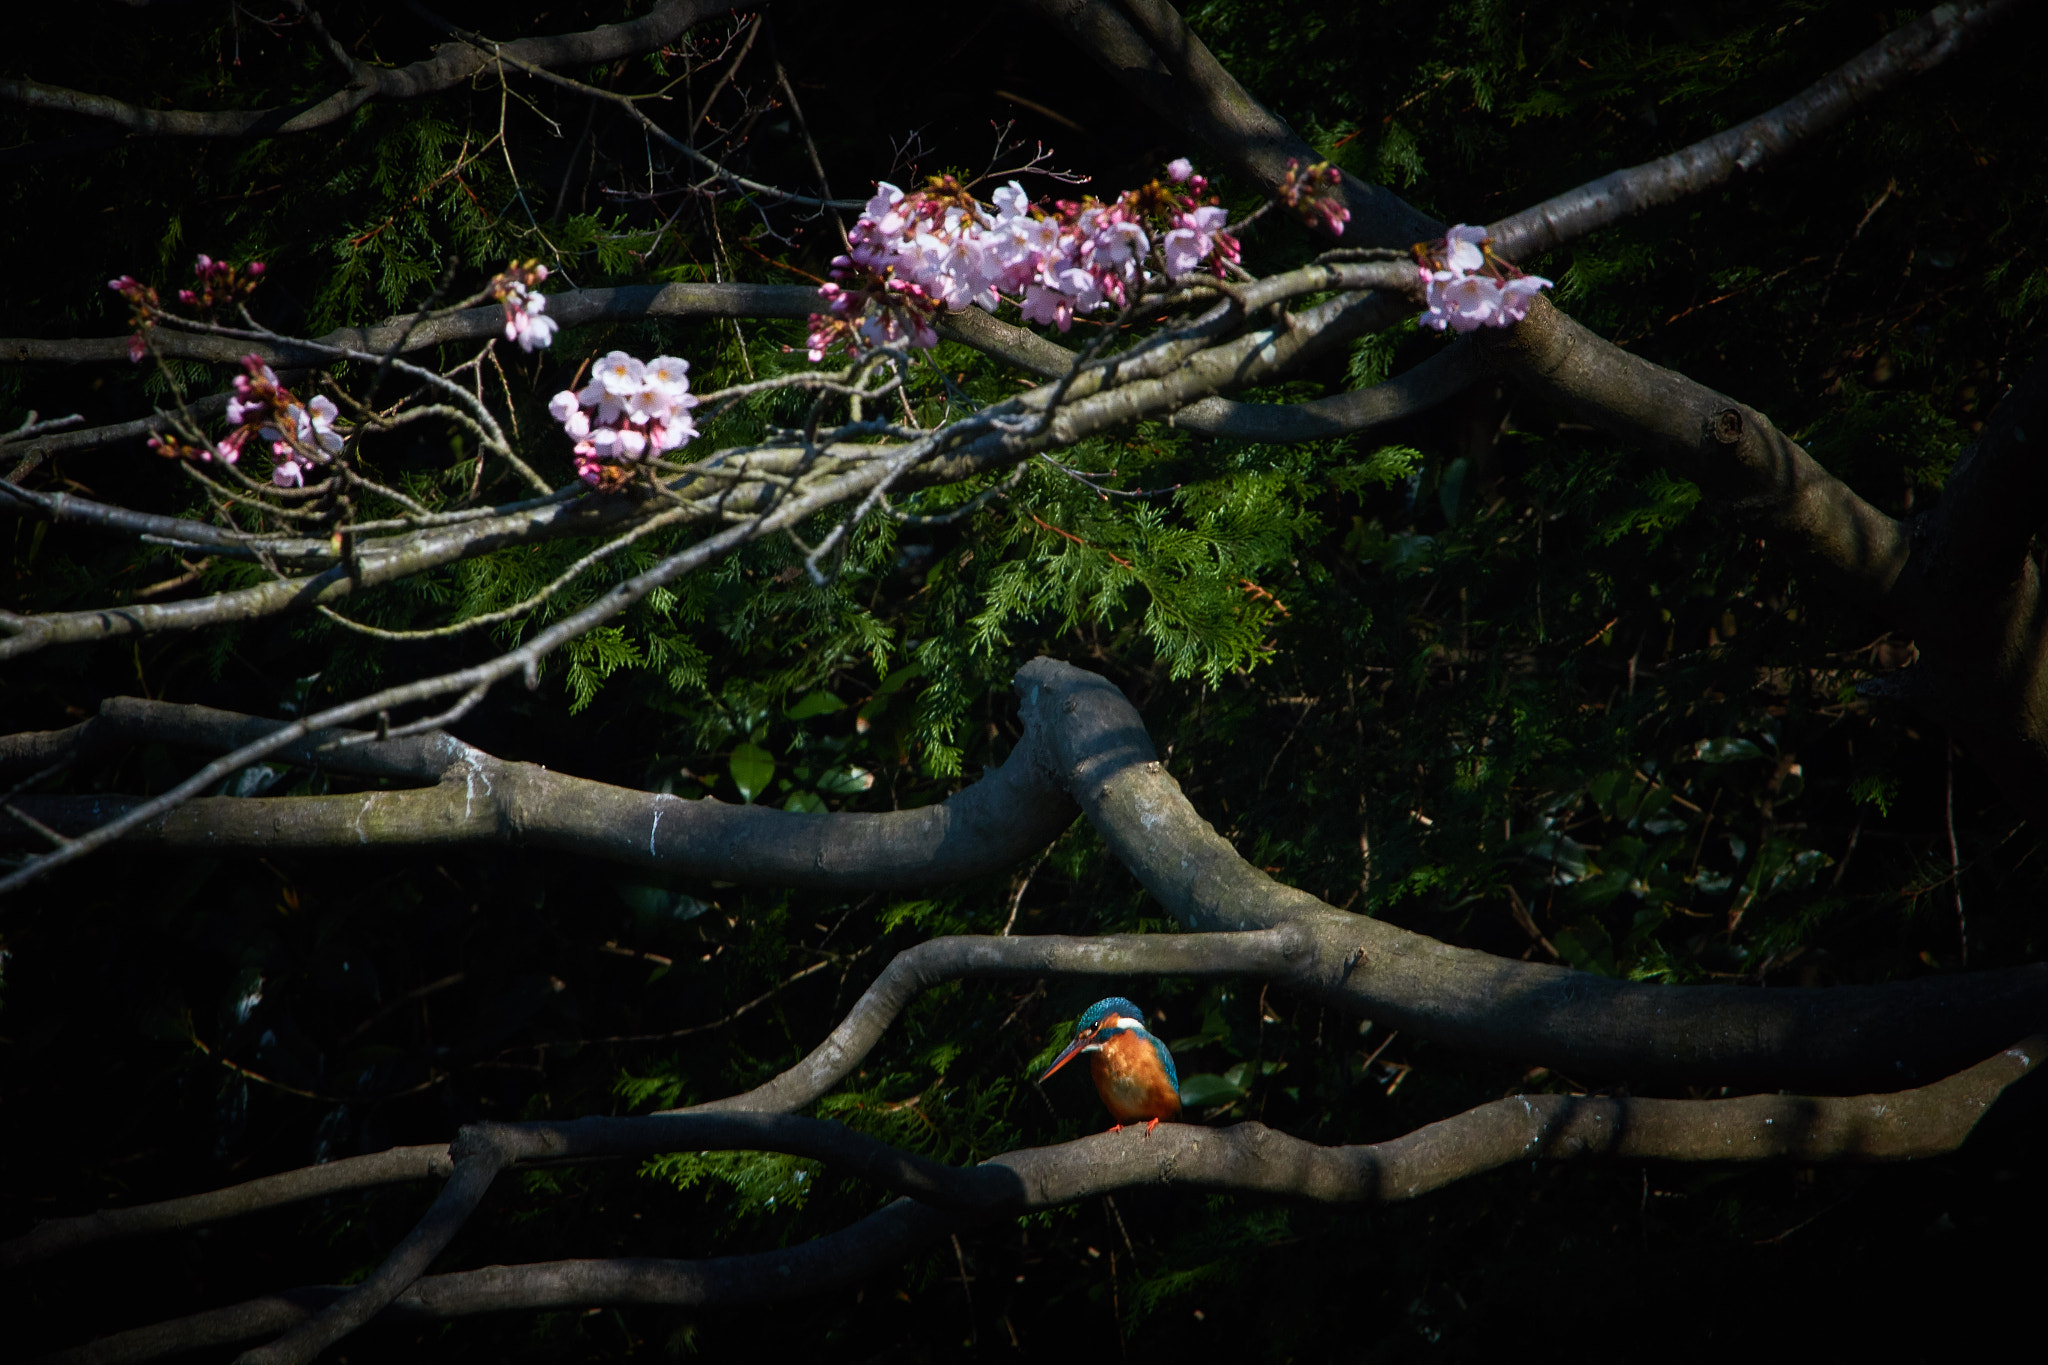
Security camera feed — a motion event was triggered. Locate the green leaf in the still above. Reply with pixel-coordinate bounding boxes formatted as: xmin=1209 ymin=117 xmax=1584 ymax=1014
xmin=1177 ymin=1072 xmax=1248 ymax=1107
xmin=782 ymin=789 xmax=826 ymax=814
xmin=1694 ymin=738 xmax=1763 ymax=764
xmin=787 ymin=690 xmax=847 ymax=719
xmin=614 ymin=884 xmax=712 ymax=922
xmin=816 ymin=765 xmax=875 ymax=795
xmin=877 ymin=662 xmax=925 ymax=694
xmin=729 ymin=743 xmax=775 ymax=803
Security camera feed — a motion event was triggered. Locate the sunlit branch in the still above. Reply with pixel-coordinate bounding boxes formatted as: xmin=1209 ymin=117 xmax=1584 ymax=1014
xmin=46 ymin=1037 xmax=2040 ymax=1363
xmin=5 ymin=693 xmax=1085 ymax=885
xmin=0 ymin=930 xmax=1304 ymax=1271
xmin=1 ymin=261 xmax=1418 ymax=664
xmin=1170 ymin=335 xmax=1490 ymax=441
xmin=1475 ymin=297 xmax=1910 ymax=603
xmin=1011 ymin=657 xmax=2048 ymax=1090
xmin=22 ymin=651 xmax=2048 ymax=1088
xmin=1487 ymin=0 xmax=2021 ymax=262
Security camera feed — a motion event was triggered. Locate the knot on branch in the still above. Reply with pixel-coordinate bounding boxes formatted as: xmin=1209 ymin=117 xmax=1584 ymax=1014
xmin=1710 ymin=407 xmax=1745 ymax=445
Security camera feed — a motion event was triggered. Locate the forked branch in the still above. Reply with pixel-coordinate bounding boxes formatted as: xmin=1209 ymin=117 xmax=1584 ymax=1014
xmin=39 ymin=1036 xmax=2041 ymax=1364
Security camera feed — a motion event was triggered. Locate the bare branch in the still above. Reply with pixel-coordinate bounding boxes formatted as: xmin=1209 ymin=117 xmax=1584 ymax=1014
xmin=1011 ymin=657 xmax=2048 ymax=1089
xmin=233 ymin=1145 xmax=506 ymax=1365
xmin=2 ymin=260 xmax=1420 ymax=664
xmin=1171 ymin=335 xmax=1491 ymax=441
xmin=1475 ymin=297 xmax=1910 ymax=603
xmin=9 ymin=693 xmax=1084 ymax=886
xmin=925 ymin=306 xmax=1488 ymax=443
xmin=48 ymin=1037 xmax=2041 ymax=1362
xmin=1487 ymin=0 xmax=2023 ymax=262
xmin=0 ymin=1 xmax=761 ymax=142
xmin=0 ymin=479 xmax=337 ymax=567
xmin=30 ymin=656 xmax=2048 ymax=1089
xmin=1 ymin=930 xmax=1305 ymax=1272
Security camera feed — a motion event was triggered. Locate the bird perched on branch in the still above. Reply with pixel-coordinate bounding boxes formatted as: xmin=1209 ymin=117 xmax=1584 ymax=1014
xmin=1039 ymin=996 xmax=1182 ymax=1133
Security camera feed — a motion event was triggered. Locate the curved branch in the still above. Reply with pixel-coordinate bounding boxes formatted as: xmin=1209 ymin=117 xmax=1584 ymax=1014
xmin=931 ymin=302 xmax=1490 ymax=442
xmin=230 ymin=1145 xmax=503 ymax=1365
xmin=47 ymin=1037 xmax=2041 ymax=1363
xmin=1475 ymin=297 xmax=1910 ymax=604
xmin=1010 ymin=657 xmax=2048 ymax=1090
xmin=1487 ymin=0 xmax=2022 ymax=262
xmin=0 ymin=1 xmax=759 ymax=141
xmin=9 ymin=693 xmax=1085 ymax=887
xmin=1170 ymin=335 xmax=1490 ymax=441
xmin=18 ymin=652 xmax=2044 ymax=1087
xmin=2 ymin=929 xmax=1306 ymax=1272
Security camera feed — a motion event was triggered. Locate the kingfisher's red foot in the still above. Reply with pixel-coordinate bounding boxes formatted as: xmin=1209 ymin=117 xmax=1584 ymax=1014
xmin=1107 ymin=1122 xmax=1125 ymax=1134
xmin=1144 ymin=1118 xmax=1161 ymax=1134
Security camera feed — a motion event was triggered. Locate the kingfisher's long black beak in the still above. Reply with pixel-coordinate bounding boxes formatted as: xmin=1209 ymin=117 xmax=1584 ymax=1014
xmin=1039 ymin=1029 xmax=1094 ymax=1082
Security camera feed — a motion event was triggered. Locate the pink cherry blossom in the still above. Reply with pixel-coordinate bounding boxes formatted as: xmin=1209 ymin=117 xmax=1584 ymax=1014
xmin=550 ymin=349 xmax=700 ymax=487
xmin=806 ymin=166 xmax=1237 ymax=359
xmin=1496 ymin=274 xmax=1553 ymax=324
xmin=1417 ymin=225 xmax=1551 ymax=331
xmin=1163 ymin=205 xmax=1231 ymax=279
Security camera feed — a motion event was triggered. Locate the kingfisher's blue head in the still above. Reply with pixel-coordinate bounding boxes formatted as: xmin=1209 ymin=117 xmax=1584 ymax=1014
xmin=1038 ymin=996 xmax=1179 ymax=1092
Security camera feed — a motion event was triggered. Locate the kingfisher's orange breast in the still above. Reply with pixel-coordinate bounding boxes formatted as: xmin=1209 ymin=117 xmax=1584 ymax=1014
xmin=1087 ymin=1030 xmax=1181 ymax=1123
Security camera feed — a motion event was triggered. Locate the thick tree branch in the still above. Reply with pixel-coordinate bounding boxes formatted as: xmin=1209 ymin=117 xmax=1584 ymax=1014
xmin=10 ymin=696 xmax=1084 ymax=887
xmin=1487 ymin=1 xmax=2022 ymax=262
xmin=1011 ymin=657 xmax=2048 ymax=1089
xmin=1476 ymin=307 xmax=2048 ymax=818
xmin=22 ymin=658 xmax=2048 ymax=1089
xmin=1475 ymin=297 xmax=1910 ymax=603
xmin=45 ymin=1036 xmax=2040 ymax=1362
xmin=0 ymin=1 xmax=758 ymax=141
xmin=230 ymin=1145 xmax=504 ymax=1365
xmin=2 ymin=930 xmax=1307 ymax=1271
xmin=1170 ymin=335 xmax=1491 ymax=441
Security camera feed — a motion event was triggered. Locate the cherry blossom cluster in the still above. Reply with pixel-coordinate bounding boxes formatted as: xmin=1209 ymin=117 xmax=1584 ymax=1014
xmin=178 ymin=255 xmax=266 ymax=313
xmin=490 ymin=259 xmax=557 ymax=353
xmin=806 ymin=162 xmax=1243 ymax=362
xmin=1276 ymin=158 xmax=1351 ymax=237
xmin=548 ymin=350 xmax=698 ymax=490
xmin=145 ymin=355 xmax=344 ymax=488
xmin=1416 ymin=225 xmax=1552 ymax=332
xmin=110 ymin=255 xmax=268 ymax=364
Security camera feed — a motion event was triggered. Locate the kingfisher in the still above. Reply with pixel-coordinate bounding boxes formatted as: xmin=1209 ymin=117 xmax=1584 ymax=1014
xmin=1039 ymin=997 xmax=1182 ymax=1133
